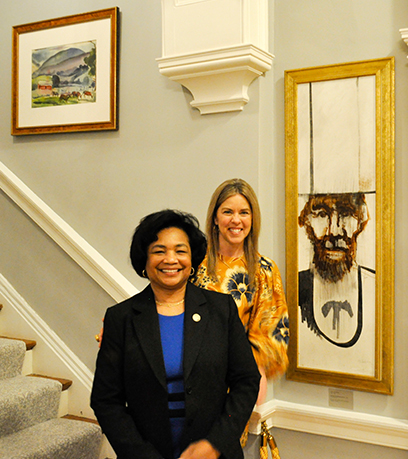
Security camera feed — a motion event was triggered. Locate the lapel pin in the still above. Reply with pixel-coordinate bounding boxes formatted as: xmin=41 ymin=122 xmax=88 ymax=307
xmin=192 ymin=313 xmax=201 ymax=322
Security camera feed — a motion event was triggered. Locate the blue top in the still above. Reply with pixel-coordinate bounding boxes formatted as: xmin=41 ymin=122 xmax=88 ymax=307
xmin=158 ymin=313 xmax=185 ymax=458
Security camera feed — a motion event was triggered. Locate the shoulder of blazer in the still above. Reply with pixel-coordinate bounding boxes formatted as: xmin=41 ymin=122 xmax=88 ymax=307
xmin=106 ymin=284 xmax=155 ymax=318
xmin=187 ymin=282 xmax=232 ymax=303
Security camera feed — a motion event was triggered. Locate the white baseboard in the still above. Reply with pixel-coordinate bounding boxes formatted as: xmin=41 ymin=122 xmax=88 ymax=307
xmin=250 ymin=399 xmax=408 ymax=451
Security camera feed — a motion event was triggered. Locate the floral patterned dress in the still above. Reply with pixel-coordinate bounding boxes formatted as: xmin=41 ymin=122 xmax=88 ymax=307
xmin=193 ymin=253 xmax=289 ymax=380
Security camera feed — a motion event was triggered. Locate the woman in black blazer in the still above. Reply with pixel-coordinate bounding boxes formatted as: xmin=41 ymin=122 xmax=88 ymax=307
xmin=91 ymin=210 xmax=260 ymax=459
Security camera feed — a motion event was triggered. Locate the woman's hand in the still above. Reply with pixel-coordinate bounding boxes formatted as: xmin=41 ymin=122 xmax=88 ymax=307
xmin=95 ymin=319 xmax=104 ymax=348
xmin=256 ymin=366 xmax=267 ymax=405
xmin=180 ymin=440 xmax=220 ymax=459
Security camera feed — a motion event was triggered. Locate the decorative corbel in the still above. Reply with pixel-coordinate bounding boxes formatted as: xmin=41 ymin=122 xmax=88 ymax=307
xmin=157 ymin=0 xmax=273 ymax=115
xmin=400 ymin=28 xmax=408 ymax=56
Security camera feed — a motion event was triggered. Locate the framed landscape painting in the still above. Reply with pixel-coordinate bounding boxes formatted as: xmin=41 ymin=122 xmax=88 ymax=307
xmin=12 ymin=7 xmax=119 ymax=135
xmin=285 ymin=58 xmax=394 ymax=394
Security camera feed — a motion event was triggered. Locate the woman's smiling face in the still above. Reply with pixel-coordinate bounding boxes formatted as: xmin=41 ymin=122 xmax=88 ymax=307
xmin=215 ymin=194 xmax=252 ymax=254
xmin=145 ymin=227 xmax=192 ymax=293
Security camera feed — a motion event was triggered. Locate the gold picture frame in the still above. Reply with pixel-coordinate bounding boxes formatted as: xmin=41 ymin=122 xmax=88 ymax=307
xmin=12 ymin=7 xmax=119 ymax=135
xmin=285 ymin=57 xmax=394 ymax=394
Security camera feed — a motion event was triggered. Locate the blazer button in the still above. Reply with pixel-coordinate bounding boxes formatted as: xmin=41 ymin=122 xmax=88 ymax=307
xmin=186 ymin=386 xmax=192 ymax=395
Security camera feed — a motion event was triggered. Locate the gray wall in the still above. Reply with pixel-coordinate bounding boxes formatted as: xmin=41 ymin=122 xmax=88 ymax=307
xmin=1 ymin=0 xmax=407 ymax=457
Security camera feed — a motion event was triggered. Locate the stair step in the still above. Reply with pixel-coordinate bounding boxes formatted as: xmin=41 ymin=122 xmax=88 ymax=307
xmin=0 ymin=338 xmax=26 ymax=380
xmin=28 ymin=374 xmax=73 ymax=391
xmin=0 ymin=335 xmax=36 ymax=350
xmin=62 ymin=414 xmax=99 ymax=425
xmin=0 ymin=417 xmax=102 ymax=459
xmin=0 ymin=375 xmax=61 ymax=437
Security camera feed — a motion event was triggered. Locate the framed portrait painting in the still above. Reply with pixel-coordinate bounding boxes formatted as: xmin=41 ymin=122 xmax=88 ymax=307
xmin=285 ymin=58 xmax=394 ymax=394
xmin=12 ymin=7 xmax=119 ymax=135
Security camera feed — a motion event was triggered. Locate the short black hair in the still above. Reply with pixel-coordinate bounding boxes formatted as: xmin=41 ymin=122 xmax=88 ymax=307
xmin=130 ymin=209 xmax=207 ymax=278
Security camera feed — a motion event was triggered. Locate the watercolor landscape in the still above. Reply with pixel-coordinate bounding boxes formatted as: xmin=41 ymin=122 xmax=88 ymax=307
xmin=32 ymin=40 xmax=96 ymax=108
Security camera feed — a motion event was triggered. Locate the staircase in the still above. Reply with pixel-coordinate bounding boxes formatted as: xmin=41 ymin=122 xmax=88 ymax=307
xmin=0 ymin=335 xmax=103 ymax=458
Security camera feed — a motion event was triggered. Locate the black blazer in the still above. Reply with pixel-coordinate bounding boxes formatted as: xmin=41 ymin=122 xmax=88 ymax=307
xmin=91 ymin=282 xmax=260 ymax=459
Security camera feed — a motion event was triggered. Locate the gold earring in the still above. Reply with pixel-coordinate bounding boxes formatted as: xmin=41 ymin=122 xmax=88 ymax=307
xmin=190 ymin=268 xmax=195 ymax=276
xmin=142 ymin=270 xmax=148 ymax=278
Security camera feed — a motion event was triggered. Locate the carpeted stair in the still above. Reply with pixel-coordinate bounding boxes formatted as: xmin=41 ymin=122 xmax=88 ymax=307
xmin=0 ymin=337 xmax=103 ymax=459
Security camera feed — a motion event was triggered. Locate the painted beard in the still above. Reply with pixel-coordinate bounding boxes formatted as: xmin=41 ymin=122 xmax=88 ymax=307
xmin=312 ymin=234 xmax=357 ymax=283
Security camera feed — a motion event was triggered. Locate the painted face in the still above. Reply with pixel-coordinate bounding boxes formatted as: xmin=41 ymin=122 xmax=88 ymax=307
xmin=145 ymin=227 xmax=192 ymax=293
xmin=299 ymin=194 xmax=368 ymax=282
xmin=215 ymin=194 xmax=252 ymax=254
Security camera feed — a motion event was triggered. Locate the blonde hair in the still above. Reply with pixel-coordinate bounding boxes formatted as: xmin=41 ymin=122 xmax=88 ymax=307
xmin=205 ymin=178 xmax=261 ymax=285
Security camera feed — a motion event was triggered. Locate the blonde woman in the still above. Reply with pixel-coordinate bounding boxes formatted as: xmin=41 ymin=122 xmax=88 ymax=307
xmin=193 ymin=179 xmax=289 ymax=407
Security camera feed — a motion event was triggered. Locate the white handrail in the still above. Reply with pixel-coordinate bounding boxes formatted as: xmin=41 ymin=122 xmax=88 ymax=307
xmin=0 ymin=161 xmax=138 ymax=302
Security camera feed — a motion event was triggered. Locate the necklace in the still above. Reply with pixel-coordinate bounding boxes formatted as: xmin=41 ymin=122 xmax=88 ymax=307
xmin=155 ymin=299 xmax=185 ymax=308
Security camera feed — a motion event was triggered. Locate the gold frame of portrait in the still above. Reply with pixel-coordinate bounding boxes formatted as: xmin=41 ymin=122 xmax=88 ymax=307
xmin=285 ymin=57 xmax=394 ymax=394
xmin=12 ymin=7 xmax=119 ymax=135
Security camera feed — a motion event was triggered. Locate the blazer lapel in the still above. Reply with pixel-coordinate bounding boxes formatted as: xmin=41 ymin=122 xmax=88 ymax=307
xmin=183 ymin=283 xmax=209 ymax=382
xmin=131 ymin=286 xmax=167 ymax=390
